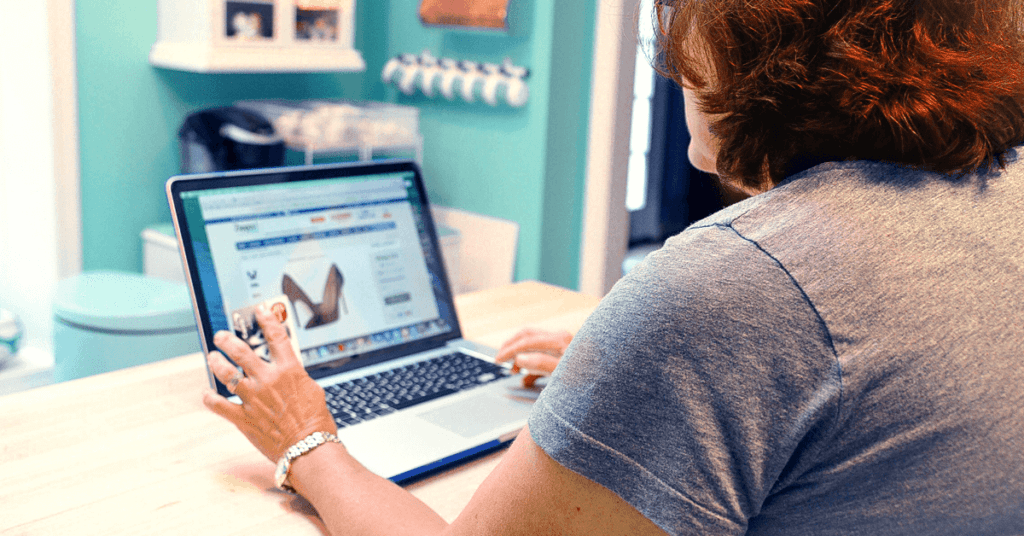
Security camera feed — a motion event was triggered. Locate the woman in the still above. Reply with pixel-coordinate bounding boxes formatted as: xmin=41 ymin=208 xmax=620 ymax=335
xmin=204 ymin=0 xmax=1024 ymax=533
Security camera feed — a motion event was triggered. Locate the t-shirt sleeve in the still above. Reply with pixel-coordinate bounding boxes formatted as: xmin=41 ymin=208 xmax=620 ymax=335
xmin=528 ymin=223 xmax=842 ymax=535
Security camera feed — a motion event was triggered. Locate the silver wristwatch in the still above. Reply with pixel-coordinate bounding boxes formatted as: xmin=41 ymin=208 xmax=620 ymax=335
xmin=274 ymin=431 xmax=342 ymax=493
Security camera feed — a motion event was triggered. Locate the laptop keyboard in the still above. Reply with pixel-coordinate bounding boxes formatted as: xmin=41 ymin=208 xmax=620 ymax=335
xmin=324 ymin=352 xmax=510 ymax=428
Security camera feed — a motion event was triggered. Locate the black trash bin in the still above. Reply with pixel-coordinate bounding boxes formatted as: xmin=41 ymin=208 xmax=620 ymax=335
xmin=179 ymin=107 xmax=286 ymax=173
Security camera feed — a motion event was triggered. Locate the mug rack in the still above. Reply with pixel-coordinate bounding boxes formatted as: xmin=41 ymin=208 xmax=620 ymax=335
xmin=382 ymin=51 xmax=530 ymax=107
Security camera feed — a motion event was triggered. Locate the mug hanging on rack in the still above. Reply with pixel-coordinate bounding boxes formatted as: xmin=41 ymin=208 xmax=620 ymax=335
xmin=500 ymin=61 xmax=530 ymax=107
xmin=418 ymin=54 xmax=444 ymax=98
xmin=438 ymin=58 xmax=462 ymax=100
xmin=382 ymin=51 xmax=530 ymax=108
xmin=457 ymin=61 xmax=484 ymax=103
xmin=381 ymin=54 xmax=413 ymax=82
xmin=480 ymin=63 xmax=502 ymax=106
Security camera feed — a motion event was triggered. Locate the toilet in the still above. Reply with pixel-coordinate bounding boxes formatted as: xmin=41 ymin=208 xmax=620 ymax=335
xmin=52 ymin=271 xmax=200 ymax=382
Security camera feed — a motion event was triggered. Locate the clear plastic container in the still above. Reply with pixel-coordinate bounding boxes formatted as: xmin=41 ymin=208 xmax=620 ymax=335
xmin=234 ymin=99 xmax=319 ymax=147
xmin=234 ymin=99 xmax=421 ymax=162
xmin=358 ymin=101 xmax=420 ymax=147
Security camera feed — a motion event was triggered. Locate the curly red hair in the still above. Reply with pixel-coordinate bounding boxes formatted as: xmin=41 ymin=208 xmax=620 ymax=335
xmin=655 ymin=0 xmax=1024 ymax=191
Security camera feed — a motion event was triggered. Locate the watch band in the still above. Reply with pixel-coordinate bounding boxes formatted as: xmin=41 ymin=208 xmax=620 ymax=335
xmin=274 ymin=431 xmax=342 ymax=493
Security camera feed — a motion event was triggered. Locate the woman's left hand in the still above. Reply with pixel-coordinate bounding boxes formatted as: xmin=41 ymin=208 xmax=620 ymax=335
xmin=202 ymin=304 xmax=336 ymax=463
xmin=494 ymin=328 xmax=573 ymax=387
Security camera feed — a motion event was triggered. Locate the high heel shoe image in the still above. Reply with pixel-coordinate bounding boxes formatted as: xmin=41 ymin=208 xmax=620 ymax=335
xmin=281 ymin=264 xmax=347 ymax=329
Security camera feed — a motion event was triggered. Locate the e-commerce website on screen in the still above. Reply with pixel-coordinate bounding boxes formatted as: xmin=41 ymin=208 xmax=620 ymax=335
xmin=198 ymin=176 xmax=442 ymax=367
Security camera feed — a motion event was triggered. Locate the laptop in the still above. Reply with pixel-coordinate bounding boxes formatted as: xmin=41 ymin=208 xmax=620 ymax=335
xmin=166 ymin=160 xmax=535 ymax=482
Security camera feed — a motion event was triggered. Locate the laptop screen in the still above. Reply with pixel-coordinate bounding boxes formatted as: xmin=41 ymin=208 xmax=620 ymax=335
xmin=170 ymin=162 xmax=460 ymax=382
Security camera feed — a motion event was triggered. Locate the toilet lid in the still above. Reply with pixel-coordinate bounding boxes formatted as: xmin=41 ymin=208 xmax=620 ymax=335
xmin=53 ymin=271 xmax=196 ymax=333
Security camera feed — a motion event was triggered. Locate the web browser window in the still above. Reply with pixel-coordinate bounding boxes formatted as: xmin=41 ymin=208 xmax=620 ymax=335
xmin=188 ymin=173 xmax=447 ymax=368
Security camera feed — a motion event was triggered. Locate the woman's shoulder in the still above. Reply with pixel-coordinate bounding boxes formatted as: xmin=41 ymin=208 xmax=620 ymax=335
xmin=613 ymin=220 xmax=817 ymax=333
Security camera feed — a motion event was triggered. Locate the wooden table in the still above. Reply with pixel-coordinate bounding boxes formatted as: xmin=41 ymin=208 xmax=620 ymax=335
xmin=0 ymin=281 xmax=600 ymax=535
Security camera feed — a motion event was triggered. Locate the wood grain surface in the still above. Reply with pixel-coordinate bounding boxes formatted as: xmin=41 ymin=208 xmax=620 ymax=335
xmin=0 ymin=281 xmax=599 ymax=535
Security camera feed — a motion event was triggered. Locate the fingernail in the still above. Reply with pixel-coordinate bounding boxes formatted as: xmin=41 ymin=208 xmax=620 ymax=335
xmin=256 ymin=303 xmax=268 ymax=313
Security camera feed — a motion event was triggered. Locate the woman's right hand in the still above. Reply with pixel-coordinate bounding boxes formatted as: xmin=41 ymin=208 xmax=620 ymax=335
xmin=494 ymin=328 xmax=574 ymax=387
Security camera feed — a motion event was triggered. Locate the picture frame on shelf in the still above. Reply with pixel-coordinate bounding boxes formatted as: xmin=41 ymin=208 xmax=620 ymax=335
xmin=226 ymin=1 xmax=275 ymax=40
xmin=296 ymin=5 xmax=340 ymax=41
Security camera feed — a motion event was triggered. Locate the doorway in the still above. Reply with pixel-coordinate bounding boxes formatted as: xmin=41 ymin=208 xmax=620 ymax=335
xmin=621 ymin=10 xmax=725 ymax=276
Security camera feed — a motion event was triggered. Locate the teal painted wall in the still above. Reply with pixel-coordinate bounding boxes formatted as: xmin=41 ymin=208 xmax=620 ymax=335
xmin=379 ymin=0 xmax=595 ymax=287
xmin=76 ymin=1 xmax=595 ymax=290
xmin=539 ymin=1 xmax=595 ymax=287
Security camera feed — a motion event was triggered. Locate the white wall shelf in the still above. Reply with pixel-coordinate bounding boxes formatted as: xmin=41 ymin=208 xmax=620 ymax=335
xmin=150 ymin=42 xmax=364 ymax=73
xmin=150 ymin=0 xmax=365 ymax=73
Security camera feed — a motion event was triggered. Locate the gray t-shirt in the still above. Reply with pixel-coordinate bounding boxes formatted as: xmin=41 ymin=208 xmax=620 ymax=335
xmin=529 ymin=154 xmax=1024 ymax=535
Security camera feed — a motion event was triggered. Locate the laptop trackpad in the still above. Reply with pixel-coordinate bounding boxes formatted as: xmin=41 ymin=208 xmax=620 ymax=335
xmin=417 ymin=394 xmax=532 ymax=439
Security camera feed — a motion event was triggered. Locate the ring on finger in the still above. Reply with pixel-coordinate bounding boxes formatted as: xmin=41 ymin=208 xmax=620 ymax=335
xmin=227 ymin=367 xmax=245 ymax=393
